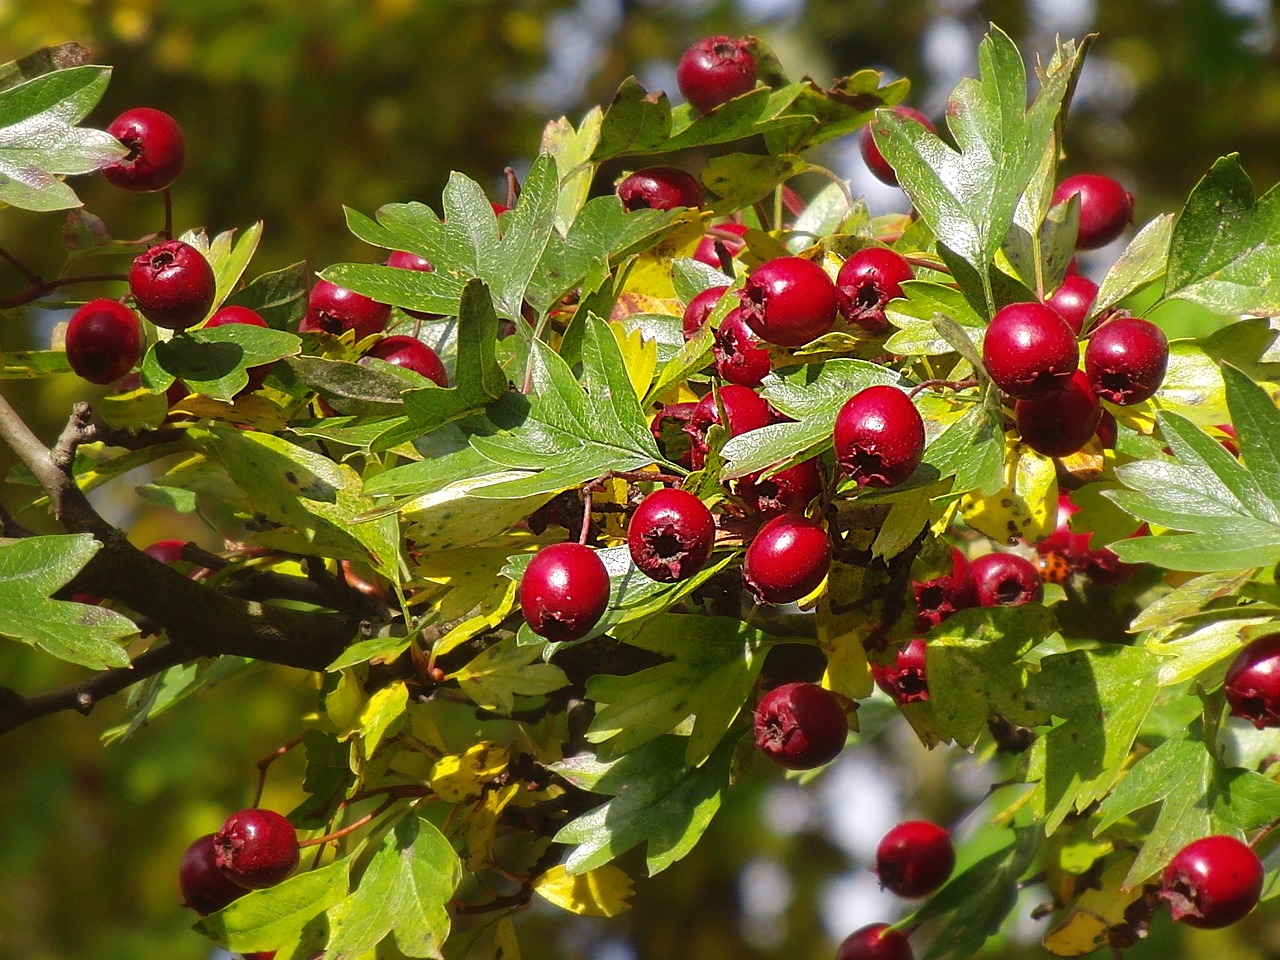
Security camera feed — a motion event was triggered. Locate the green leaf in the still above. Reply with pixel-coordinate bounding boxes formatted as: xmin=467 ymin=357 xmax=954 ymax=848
xmin=452 ymin=638 xmax=570 ymax=715
xmin=1224 ymin=363 xmax=1280 ymax=507
xmin=1094 ymin=215 xmax=1173 ymax=317
xmin=701 ymin=153 xmax=809 ymax=209
xmin=200 ymin=222 xmax=263 ymax=314
xmin=224 ymin=261 xmax=310 ymax=329
xmin=884 ymin=280 xmax=986 ymax=357
xmin=143 ymin=325 xmax=301 ymax=401
xmin=195 ymin=857 xmax=350 ymax=952
xmin=540 ymin=106 xmax=602 ymax=232
xmin=0 ymin=43 xmax=90 ymax=93
xmin=920 ymin=388 xmax=1005 ymax=497
xmin=759 ymin=70 xmax=910 ymax=154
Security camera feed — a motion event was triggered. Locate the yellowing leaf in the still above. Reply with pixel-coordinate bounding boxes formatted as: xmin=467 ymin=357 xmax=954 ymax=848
xmin=360 ymin=681 xmax=407 ymax=757
xmin=960 ymin=436 xmax=1057 ymax=544
xmin=429 ymin=741 xmax=510 ymax=802
xmin=624 ymin=216 xmax=704 ymax=300
xmin=433 ymin=581 xmax=518 ymax=658
xmin=462 ymin=782 xmax=521 ymax=871
xmin=532 ymin=863 xmax=634 ymax=918
xmin=1042 ymin=856 xmax=1140 ymax=957
xmin=608 ymin=320 xmax=658 ymax=402
xmin=325 ymin=670 xmax=367 ymax=740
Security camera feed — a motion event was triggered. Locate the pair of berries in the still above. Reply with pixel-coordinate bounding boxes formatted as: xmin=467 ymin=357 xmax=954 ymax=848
xmin=178 ymin=808 xmax=299 ymax=915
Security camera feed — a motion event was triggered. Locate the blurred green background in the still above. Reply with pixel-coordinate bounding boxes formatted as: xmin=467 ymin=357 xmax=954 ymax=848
xmin=0 ymin=1 xmax=1278 ymax=959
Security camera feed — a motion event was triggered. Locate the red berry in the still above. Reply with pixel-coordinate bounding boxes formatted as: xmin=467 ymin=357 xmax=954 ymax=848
xmin=875 ymin=820 xmax=956 ymax=898
xmin=64 ymin=299 xmax=144 ymax=384
xmin=693 ymin=222 xmax=748 ymax=269
xmin=753 ymin=682 xmax=847 ymax=770
xmin=179 ymin=833 xmax=248 ymax=915
xmin=836 ymin=247 xmax=915 ymax=333
xmin=1052 ymin=174 xmax=1134 ymax=251
xmin=971 ymin=552 xmax=1043 ymax=607
xmin=1014 ymin=368 xmax=1102 ymax=458
xmin=1160 ymin=835 xmax=1263 ymax=929
xmin=204 ymin=305 xmax=272 ymax=393
xmin=386 ymin=249 xmax=439 ymax=321
xmin=627 ymin=488 xmax=716 ymax=583
xmin=617 ymin=166 xmax=704 ymax=212
xmin=1045 ymin=273 xmax=1098 ymax=337
xmin=741 ymin=514 xmax=831 ymax=605
xmin=873 ymin=638 xmax=929 ymax=704
xmin=713 ymin=308 xmax=772 ymax=387
xmin=1035 ymin=493 xmax=1092 ymax=566
xmin=363 ymin=335 xmax=448 ymax=386
xmin=861 ymin=106 xmax=937 ymax=187
xmin=213 ymin=809 xmax=300 ymax=890
xmin=102 ymin=107 xmax=185 ymax=192
xmin=652 ymin=401 xmax=697 ymax=468
xmin=982 ymin=302 xmax=1079 ymax=400
xmin=519 ymin=542 xmax=610 ymax=642
xmin=738 ymin=256 xmax=838 ymax=347
xmin=1224 ymin=634 xmax=1280 ymax=729
xmin=128 ymin=240 xmax=216 ymax=331
xmin=735 ymin=458 xmax=823 ymax=518
xmin=1084 ymin=316 xmax=1169 ymax=405
xmin=912 ymin=547 xmax=976 ymax=632
xmin=676 ymin=36 xmax=757 ymax=113
xmin=683 ymin=285 xmax=729 ymax=341
xmin=685 ymin=385 xmax=773 ymax=470
xmin=834 ymin=385 xmax=925 ymax=487
xmin=836 ymin=922 xmax=915 ymax=960
xmin=143 ymin=539 xmax=188 ymax=565
xmin=298 ymin=278 xmax=391 ymax=341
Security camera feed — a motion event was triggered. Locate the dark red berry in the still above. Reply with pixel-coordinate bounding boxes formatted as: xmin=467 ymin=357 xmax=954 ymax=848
xmin=1160 ymin=835 xmax=1263 ymax=929
xmin=298 ymin=278 xmax=391 ymax=341
xmin=683 ymin=285 xmax=729 ymax=341
xmin=713 ymin=308 xmax=772 ymax=387
xmin=912 ymin=547 xmax=977 ymax=632
xmin=836 ymin=247 xmax=915 ymax=333
xmin=1096 ymin=409 xmax=1118 ymax=449
xmin=971 ymin=552 xmax=1043 ymax=607
xmin=1015 ymin=369 xmax=1102 ymax=458
xmin=834 ymin=385 xmax=925 ymax=487
xmin=143 ymin=539 xmax=188 ymax=566
xmin=736 ymin=458 xmax=823 ymax=518
xmin=676 ymin=36 xmax=757 ymax=113
xmin=617 ymin=166 xmax=704 ymax=212
xmin=873 ymin=638 xmax=929 ymax=704
xmin=519 ymin=542 xmax=610 ymax=642
xmin=128 ymin=240 xmax=216 ymax=331
xmin=738 ymin=256 xmax=838 ymax=347
xmin=836 ymin=922 xmax=914 ymax=960
xmin=982 ymin=301 xmax=1079 ymax=400
xmin=627 ymin=488 xmax=716 ymax=583
xmin=102 ymin=107 xmax=185 ymax=192
xmin=875 ymin=820 xmax=956 ymax=899
xmin=1224 ymin=634 xmax=1280 ymax=729
xmin=685 ymin=385 xmax=774 ymax=469
xmin=753 ymin=682 xmax=848 ymax=770
xmin=693 ymin=222 xmax=748 ymax=269
xmin=861 ymin=106 xmax=937 ymax=187
xmin=652 ymin=401 xmax=697 ymax=468
xmin=65 ymin=299 xmax=144 ymax=384
xmin=1084 ymin=316 xmax=1169 ymax=405
xmin=213 ymin=809 xmax=300 ymax=890
xmin=179 ymin=833 xmax=249 ymax=915
xmin=386 ymin=250 xmax=439 ymax=321
xmin=1045 ymin=274 xmax=1098 ymax=337
xmin=1053 ymin=174 xmax=1134 ymax=250
xmin=204 ymin=305 xmax=272 ymax=393
xmin=363 ymin=335 xmax=448 ymax=386
xmin=741 ymin=514 xmax=831 ymax=605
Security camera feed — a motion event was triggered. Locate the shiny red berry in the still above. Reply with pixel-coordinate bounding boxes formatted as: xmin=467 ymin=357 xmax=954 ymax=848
xmin=836 ymin=922 xmax=915 ymax=960
xmin=298 ymin=278 xmax=391 ymax=341
xmin=912 ymin=547 xmax=977 ymax=632
xmin=519 ymin=542 xmax=610 ymax=642
xmin=693 ymin=222 xmax=748 ymax=269
xmin=102 ymin=107 xmax=185 ymax=192
xmin=1045 ymin=274 xmax=1098 ymax=337
xmin=1053 ymin=174 xmax=1134 ymax=250
xmin=65 ymin=299 xmax=144 ymax=385
xmin=683 ymin=285 xmax=729 ymax=340
xmin=875 ymin=820 xmax=956 ymax=898
xmin=834 ymin=385 xmax=925 ymax=487
xmin=363 ymin=335 xmax=448 ymax=386
xmin=1160 ymin=835 xmax=1263 ymax=929
xmin=685 ymin=385 xmax=773 ymax=469
xmin=836 ymin=247 xmax=914 ymax=333
xmin=741 ymin=514 xmax=831 ymax=605
xmin=129 ymin=240 xmax=216 ymax=330
xmin=738 ymin=256 xmax=838 ymax=347
xmin=736 ymin=458 xmax=823 ymax=518
xmin=676 ymin=36 xmax=757 ymax=113
xmin=1224 ymin=634 xmax=1280 ymax=729
xmin=753 ymin=682 xmax=848 ymax=770
xmin=213 ymin=809 xmax=300 ymax=890
xmin=861 ymin=106 xmax=936 ymax=187
xmin=179 ymin=833 xmax=248 ymax=915
xmin=617 ymin=166 xmax=704 ymax=212
xmin=143 ymin=539 xmax=188 ymax=565
xmin=873 ymin=638 xmax=929 ymax=704
xmin=982 ymin=302 xmax=1079 ymax=400
xmin=971 ymin=552 xmax=1043 ymax=607
xmin=1084 ymin=316 xmax=1169 ymax=405
xmin=1015 ymin=369 xmax=1102 ymax=458
xmin=204 ymin=305 xmax=272 ymax=392
xmin=385 ymin=249 xmax=438 ymax=321
xmin=627 ymin=488 xmax=716 ymax=583
xmin=714 ymin=308 xmax=772 ymax=387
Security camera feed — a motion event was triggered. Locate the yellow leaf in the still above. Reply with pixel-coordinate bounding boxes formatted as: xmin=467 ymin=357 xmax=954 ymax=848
xmin=359 ymin=681 xmax=407 ymax=757
xmin=1042 ymin=856 xmax=1140 ymax=957
xmin=623 ymin=216 xmax=704 ymax=300
xmin=325 ymin=671 xmax=367 ymax=741
xmin=960 ymin=435 xmax=1057 ymax=544
xmin=433 ymin=580 xmax=518 ymax=658
xmin=532 ymin=863 xmax=634 ymax=917
xmin=608 ymin=320 xmax=658 ymax=402
xmin=462 ymin=782 xmax=521 ymax=871
xmin=429 ymin=741 xmax=510 ymax=802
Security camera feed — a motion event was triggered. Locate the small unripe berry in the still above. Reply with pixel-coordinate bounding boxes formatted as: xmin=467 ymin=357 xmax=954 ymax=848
xmin=1014 ymin=369 xmax=1102 ymax=458
xmin=971 ymin=552 xmax=1043 ymax=607
xmin=102 ymin=107 xmax=185 ymax=192
xmin=179 ymin=833 xmax=248 ymax=915
xmin=129 ymin=240 xmax=216 ymax=330
xmin=873 ymin=638 xmax=929 ymax=704
xmin=738 ymin=256 xmax=838 ymax=347
xmin=735 ymin=458 xmax=823 ymax=518
xmin=742 ymin=514 xmax=831 ymax=605
xmin=519 ymin=542 xmax=610 ymax=642
xmin=685 ymin=385 xmax=773 ymax=470
xmin=834 ymin=385 xmax=925 ymax=487
xmin=682 ymin=285 xmax=729 ymax=341
xmin=1224 ymin=634 xmax=1280 ymax=729
xmin=676 ymin=36 xmax=757 ymax=113
xmin=363 ymin=335 xmax=448 ymax=386
xmin=861 ymin=106 xmax=936 ymax=187
xmin=713 ymin=308 xmax=772 ymax=386
xmin=1160 ymin=835 xmax=1263 ymax=929
xmin=836 ymin=922 xmax=914 ymax=960
xmin=299 ymin=278 xmax=391 ymax=341
xmin=627 ymin=488 xmax=716 ymax=583
xmin=753 ymin=682 xmax=848 ymax=770
xmin=1084 ymin=316 xmax=1169 ymax=405
xmin=617 ymin=166 xmax=705 ymax=212
xmin=836 ymin=247 xmax=915 ymax=333
xmin=1053 ymin=174 xmax=1134 ymax=250
xmin=875 ymin=820 xmax=956 ymax=898
xmin=213 ymin=809 xmax=300 ymax=890
xmin=912 ymin=547 xmax=977 ymax=632
xmin=65 ymin=299 xmax=144 ymax=385
xmin=1045 ymin=274 xmax=1098 ymax=337
xmin=982 ymin=302 xmax=1079 ymax=400
xmin=204 ymin=305 xmax=272 ymax=393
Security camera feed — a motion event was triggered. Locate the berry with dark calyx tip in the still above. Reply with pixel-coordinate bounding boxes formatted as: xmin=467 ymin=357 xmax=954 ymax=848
xmin=179 ymin=833 xmax=249 ymax=915
xmin=143 ymin=539 xmax=188 ymax=566
xmin=713 ymin=308 xmax=772 ymax=386
xmin=1224 ymin=634 xmax=1280 ymax=729
xmin=617 ymin=166 xmax=705 ymax=212
xmin=627 ymin=488 xmax=716 ymax=583
xmin=1045 ymin=273 xmax=1098 ymax=337
xmin=385 ymin=249 xmax=439 ymax=321
xmin=65 ymin=299 xmax=145 ymax=385
xmin=682 ymin=285 xmax=729 ymax=340
xmin=741 ymin=514 xmax=831 ymax=605
xmin=736 ymin=457 xmax=823 ymax=518
xmin=753 ymin=682 xmax=848 ymax=770
xmin=298 ymin=278 xmax=392 ymax=341
xmin=912 ymin=547 xmax=977 ymax=632
xmin=1160 ymin=834 xmax=1263 ymax=929
xmin=1053 ymin=174 xmax=1134 ymax=250
xmin=1014 ymin=368 xmax=1102 ymax=458
xmin=102 ymin=107 xmax=185 ymax=192
xmin=1084 ymin=316 xmax=1169 ymax=405
xmin=652 ymin=401 xmax=697 ymax=468
xmin=676 ymin=36 xmax=757 ymax=113
xmin=836 ymin=922 xmax=915 ymax=960
xmin=738 ymin=256 xmax=838 ymax=347
xmin=861 ymin=106 xmax=937 ymax=187
xmin=836 ymin=247 xmax=915 ymax=333
xmin=128 ymin=240 xmax=216 ymax=331
xmin=213 ymin=809 xmax=300 ymax=890
xmin=685 ymin=384 xmax=774 ymax=469
xmin=873 ymin=638 xmax=929 ymax=704
xmin=982 ymin=301 xmax=1079 ymax=400
xmin=204 ymin=305 xmax=273 ymax=392
xmin=875 ymin=820 xmax=956 ymax=899
xmin=693 ymin=222 xmax=748 ymax=269
xmin=971 ymin=552 xmax=1043 ymax=607
xmin=834 ymin=385 xmax=925 ymax=488
xmin=519 ymin=542 xmax=610 ymax=642
xmin=362 ymin=335 xmax=448 ymax=386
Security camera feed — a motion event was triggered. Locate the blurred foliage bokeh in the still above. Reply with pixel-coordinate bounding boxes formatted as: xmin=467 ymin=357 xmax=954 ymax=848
xmin=0 ymin=2 xmax=1278 ymax=959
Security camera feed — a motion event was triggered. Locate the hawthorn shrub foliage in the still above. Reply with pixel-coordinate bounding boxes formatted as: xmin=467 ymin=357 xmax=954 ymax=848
xmin=3 ymin=26 xmax=1280 ymax=960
